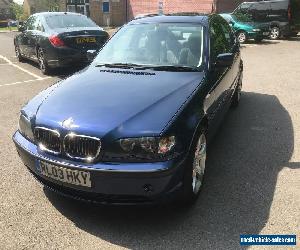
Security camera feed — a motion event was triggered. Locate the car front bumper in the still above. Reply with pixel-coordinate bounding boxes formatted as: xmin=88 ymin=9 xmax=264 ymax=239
xmin=13 ymin=131 xmax=186 ymax=204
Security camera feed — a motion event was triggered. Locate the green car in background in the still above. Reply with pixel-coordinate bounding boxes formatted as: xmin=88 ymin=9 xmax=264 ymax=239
xmin=220 ymin=13 xmax=270 ymax=43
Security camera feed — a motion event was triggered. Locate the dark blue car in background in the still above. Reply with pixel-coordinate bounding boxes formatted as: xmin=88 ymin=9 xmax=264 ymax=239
xmin=13 ymin=13 xmax=243 ymax=205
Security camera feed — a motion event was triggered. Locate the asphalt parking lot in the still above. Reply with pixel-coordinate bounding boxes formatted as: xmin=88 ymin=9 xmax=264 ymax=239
xmin=0 ymin=32 xmax=299 ymax=249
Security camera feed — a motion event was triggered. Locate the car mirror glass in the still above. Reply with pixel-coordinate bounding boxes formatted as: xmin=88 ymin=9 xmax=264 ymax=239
xmin=18 ymin=25 xmax=25 ymax=32
xmin=215 ymin=53 xmax=234 ymax=68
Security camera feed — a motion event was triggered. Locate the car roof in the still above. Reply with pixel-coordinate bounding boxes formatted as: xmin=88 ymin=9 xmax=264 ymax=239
xmin=32 ymin=12 xmax=84 ymax=17
xmin=129 ymin=13 xmax=213 ymax=27
xmin=242 ymin=0 xmax=287 ymax=2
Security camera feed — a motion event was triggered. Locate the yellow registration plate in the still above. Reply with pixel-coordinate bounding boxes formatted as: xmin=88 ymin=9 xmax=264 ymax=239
xmin=76 ymin=37 xmax=96 ymax=44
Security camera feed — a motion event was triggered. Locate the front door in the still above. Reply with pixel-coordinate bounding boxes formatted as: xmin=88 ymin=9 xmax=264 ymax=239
xmin=205 ymin=17 xmax=239 ymax=136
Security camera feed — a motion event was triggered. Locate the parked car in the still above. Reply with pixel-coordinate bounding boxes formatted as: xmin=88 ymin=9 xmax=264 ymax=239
xmin=0 ymin=20 xmax=8 ymax=28
xmin=221 ymin=13 xmax=270 ymax=43
xmin=8 ymin=20 xmax=18 ymax=27
xmin=13 ymin=13 xmax=243 ymax=205
xmin=14 ymin=12 xmax=109 ymax=74
xmin=233 ymin=0 xmax=300 ymax=40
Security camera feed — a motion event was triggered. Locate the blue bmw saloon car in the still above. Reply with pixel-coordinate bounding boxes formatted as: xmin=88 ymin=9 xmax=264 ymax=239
xmin=13 ymin=13 xmax=243 ymax=205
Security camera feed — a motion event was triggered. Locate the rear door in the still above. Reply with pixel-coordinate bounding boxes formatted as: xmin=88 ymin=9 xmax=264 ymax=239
xmin=26 ymin=16 xmax=44 ymax=60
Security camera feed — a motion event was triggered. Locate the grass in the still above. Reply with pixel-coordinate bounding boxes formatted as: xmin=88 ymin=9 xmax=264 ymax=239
xmin=0 ymin=27 xmax=18 ymax=31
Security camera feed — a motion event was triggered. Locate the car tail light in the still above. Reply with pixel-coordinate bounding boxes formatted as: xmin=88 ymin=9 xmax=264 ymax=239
xmin=49 ymin=35 xmax=65 ymax=47
xmin=288 ymin=5 xmax=292 ymax=22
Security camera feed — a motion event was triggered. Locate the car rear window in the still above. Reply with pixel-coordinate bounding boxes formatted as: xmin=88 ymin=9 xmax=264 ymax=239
xmin=45 ymin=14 xmax=97 ymax=29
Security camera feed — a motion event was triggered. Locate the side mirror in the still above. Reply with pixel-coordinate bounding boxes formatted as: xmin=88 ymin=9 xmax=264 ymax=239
xmin=229 ymin=21 xmax=234 ymax=27
xmin=18 ymin=25 xmax=25 ymax=32
xmin=87 ymin=50 xmax=98 ymax=62
xmin=215 ymin=53 xmax=234 ymax=67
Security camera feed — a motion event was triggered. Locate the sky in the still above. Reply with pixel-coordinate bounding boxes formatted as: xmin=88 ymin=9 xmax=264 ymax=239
xmin=14 ymin=0 xmax=24 ymax=4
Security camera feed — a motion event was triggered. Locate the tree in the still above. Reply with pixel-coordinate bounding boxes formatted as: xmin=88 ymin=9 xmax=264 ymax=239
xmin=10 ymin=2 xmax=27 ymax=21
xmin=37 ymin=0 xmax=60 ymax=12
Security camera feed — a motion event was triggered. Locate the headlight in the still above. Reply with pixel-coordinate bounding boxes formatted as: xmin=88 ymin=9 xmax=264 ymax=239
xmin=115 ymin=136 xmax=177 ymax=161
xmin=19 ymin=114 xmax=34 ymax=142
xmin=252 ymin=29 xmax=261 ymax=32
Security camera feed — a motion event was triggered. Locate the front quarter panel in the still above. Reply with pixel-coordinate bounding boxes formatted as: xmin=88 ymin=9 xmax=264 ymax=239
xmin=22 ymin=81 xmax=62 ymax=120
xmin=161 ymin=76 xmax=209 ymax=155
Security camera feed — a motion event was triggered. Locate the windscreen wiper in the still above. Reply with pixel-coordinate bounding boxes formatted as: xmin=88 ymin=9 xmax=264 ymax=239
xmin=95 ymin=63 xmax=148 ymax=69
xmin=148 ymin=65 xmax=201 ymax=72
xmin=95 ymin=63 xmax=201 ymax=72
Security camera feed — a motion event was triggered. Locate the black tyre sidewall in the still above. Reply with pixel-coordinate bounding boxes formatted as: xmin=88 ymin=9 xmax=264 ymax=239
xmin=15 ymin=45 xmax=23 ymax=62
xmin=38 ymin=48 xmax=50 ymax=75
xmin=179 ymin=126 xmax=207 ymax=205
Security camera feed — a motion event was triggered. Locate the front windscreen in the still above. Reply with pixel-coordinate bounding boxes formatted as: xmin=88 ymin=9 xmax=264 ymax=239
xmin=45 ymin=14 xmax=98 ymax=29
xmin=94 ymin=23 xmax=204 ymax=69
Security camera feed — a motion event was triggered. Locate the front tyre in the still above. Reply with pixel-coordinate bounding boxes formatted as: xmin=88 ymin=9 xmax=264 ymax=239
xmin=181 ymin=129 xmax=207 ymax=204
xmin=15 ymin=44 xmax=24 ymax=62
xmin=237 ymin=31 xmax=247 ymax=44
xmin=270 ymin=27 xmax=280 ymax=40
xmin=37 ymin=47 xmax=51 ymax=75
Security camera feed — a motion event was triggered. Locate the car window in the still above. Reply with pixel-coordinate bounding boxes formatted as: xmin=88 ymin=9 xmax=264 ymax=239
xmin=252 ymin=2 xmax=270 ymax=22
xmin=219 ymin=19 xmax=235 ymax=48
xmin=270 ymin=0 xmax=289 ymax=11
xmin=269 ymin=0 xmax=289 ymax=21
xmin=34 ymin=17 xmax=44 ymax=32
xmin=26 ymin=16 xmax=37 ymax=31
xmin=45 ymin=14 xmax=97 ymax=29
xmin=95 ymin=23 xmax=204 ymax=68
xmin=221 ymin=15 xmax=233 ymax=23
xmin=210 ymin=19 xmax=231 ymax=62
xmin=233 ymin=4 xmax=255 ymax=23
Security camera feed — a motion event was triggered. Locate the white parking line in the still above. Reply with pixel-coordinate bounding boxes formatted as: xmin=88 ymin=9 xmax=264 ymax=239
xmin=0 ymin=77 xmax=52 ymax=88
xmin=0 ymin=55 xmax=43 ymax=80
xmin=241 ymin=44 xmax=258 ymax=48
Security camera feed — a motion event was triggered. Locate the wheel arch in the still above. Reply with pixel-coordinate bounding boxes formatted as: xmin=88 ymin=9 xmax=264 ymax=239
xmin=270 ymin=22 xmax=280 ymax=28
xmin=236 ymin=29 xmax=247 ymax=35
xmin=187 ymin=115 xmax=209 ymax=155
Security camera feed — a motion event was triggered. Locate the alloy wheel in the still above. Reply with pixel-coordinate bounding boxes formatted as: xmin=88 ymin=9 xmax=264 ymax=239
xmin=15 ymin=45 xmax=20 ymax=58
xmin=238 ymin=32 xmax=247 ymax=43
xmin=270 ymin=27 xmax=280 ymax=40
xmin=38 ymin=48 xmax=46 ymax=72
xmin=192 ymin=133 xmax=207 ymax=194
